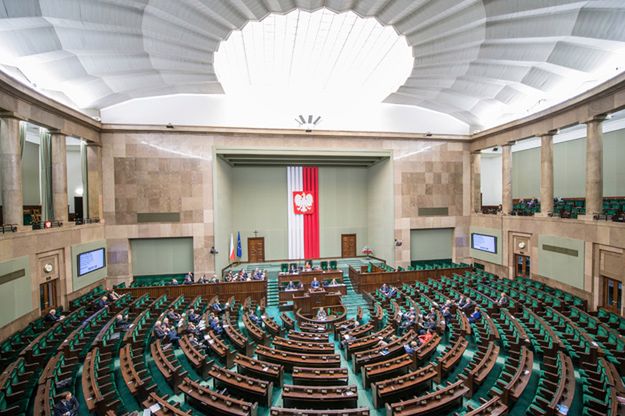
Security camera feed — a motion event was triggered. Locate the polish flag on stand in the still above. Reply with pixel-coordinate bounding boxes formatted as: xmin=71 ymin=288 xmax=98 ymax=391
xmin=229 ymin=233 xmax=235 ymax=261
xmin=287 ymin=166 xmax=320 ymax=259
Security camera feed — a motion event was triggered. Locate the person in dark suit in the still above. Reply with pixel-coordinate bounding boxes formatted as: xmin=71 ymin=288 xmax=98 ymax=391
xmin=187 ymin=308 xmax=200 ymax=324
xmin=496 ymin=292 xmax=509 ymax=307
xmin=45 ymin=309 xmax=62 ymax=323
xmin=54 ymin=391 xmax=79 ymax=416
xmin=95 ymin=296 xmax=109 ymax=310
xmin=468 ymin=307 xmax=482 ymax=324
xmin=311 ymin=277 xmax=320 ymax=289
xmin=115 ymin=314 xmax=130 ymax=331
xmin=154 ymin=321 xmax=167 ymax=339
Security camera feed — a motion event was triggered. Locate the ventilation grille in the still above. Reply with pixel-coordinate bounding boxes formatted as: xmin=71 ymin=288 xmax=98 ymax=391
xmin=542 ymin=244 xmax=578 ymax=257
xmin=137 ymin=212 xmax=181 ymax=223
xmin=418 ymin=207 xmax=449 ymax=216
xmin=0 ymin=269 xmax=26 ymax=285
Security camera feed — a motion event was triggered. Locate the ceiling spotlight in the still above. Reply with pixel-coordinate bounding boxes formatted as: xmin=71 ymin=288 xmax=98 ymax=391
xmin=295 ymin=114 xmax=322 ymax=133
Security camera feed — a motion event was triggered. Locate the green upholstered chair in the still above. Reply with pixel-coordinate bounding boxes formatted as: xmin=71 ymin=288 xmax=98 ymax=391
xmin=320 ymin=261 xmax=328 ymax=270
xmin=330 ymin=260 xmax=338 ymax=270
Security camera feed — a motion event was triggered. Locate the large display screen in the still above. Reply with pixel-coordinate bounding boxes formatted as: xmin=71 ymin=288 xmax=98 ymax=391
xmin=471 ymin=233 xmax=497 ymax=254
xmin=77 ymin=248 xmax=106 ymax=277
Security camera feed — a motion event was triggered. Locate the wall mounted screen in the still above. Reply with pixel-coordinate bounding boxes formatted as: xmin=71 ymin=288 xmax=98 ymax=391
xmin=77 ymin=248 xmax=106 ymax=277
xmin=471 ymin=233 xmax=497 ymax=254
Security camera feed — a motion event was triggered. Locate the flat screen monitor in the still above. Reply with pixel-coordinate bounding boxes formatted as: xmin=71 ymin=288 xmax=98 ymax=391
xmin=77 ymin=248 xmax=106 ymax=277
xmin=471 ymin=233 xmax=497 ymax=254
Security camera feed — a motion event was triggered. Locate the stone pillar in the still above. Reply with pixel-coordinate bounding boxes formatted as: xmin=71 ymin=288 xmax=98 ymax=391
xmin=585 ymin=116 xmax=605 ymax=218
xmin=0 ymin=115 xmax=23 ymax=225
xmin=87 ymin=143 xmax=103 ymax=220
xmin=539 ymin=131 xmax=556 ymax=216
xmin=501 ymin=143 xmax=513 ymax=215
xmin=51 ymin=132 xmax=68 ymax=222
xmin=471 ymin=152 xmax=481 ymax=213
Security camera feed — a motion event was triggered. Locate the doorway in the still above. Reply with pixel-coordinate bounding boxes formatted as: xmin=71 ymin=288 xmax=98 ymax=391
xmin=602 ymin=276 xmax=622 ymax=315
xmin=248 ymin=237 xmax=265 ymax=263
xmin=341 ymin=234 xmax=357 ymax=258
xmin=40 ymin=279 xmax=59 ymax=315
xmin=514 ymin=254 xmax=531 ymax=278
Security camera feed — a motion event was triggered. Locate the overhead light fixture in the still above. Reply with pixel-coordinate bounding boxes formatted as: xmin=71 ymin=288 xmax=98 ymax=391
xmin=166 ymin=123 xmax=174 ymax=129
xmin=295 ymin=114 xmax=322 ymax=133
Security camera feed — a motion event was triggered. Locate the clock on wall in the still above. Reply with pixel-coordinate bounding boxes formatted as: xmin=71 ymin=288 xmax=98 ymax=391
xmin=518 ymin=241 xmax=526 ymax=250
xmin=43 ymin=263 xmax=54 ymax=273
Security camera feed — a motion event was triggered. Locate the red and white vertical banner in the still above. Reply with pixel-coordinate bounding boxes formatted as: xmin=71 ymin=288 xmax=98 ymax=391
xmin=287 ymin=166 xmax=319 ymax=259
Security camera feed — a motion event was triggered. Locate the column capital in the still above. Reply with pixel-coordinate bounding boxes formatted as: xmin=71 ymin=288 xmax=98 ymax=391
xmin=0 ymin=111 xmax=26 ymax=121
xmin=540 ymin=129 xmax=559 ymax=137
xmin=586 ymin=113 xmax=609 ymax=124
xmin=501 ymin=142 xmax=514 ymax=148
xmin=48 ymin=129 xmax=68 ymax=137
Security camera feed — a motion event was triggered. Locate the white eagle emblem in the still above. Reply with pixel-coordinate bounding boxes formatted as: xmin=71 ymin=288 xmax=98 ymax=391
xmin=294 ymin=192 xmax=314 ymax=214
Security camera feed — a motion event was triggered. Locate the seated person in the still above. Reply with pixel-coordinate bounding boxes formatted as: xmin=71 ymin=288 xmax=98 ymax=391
xmin=54 ymin=391 xmax=79 ymax=416
xmin=170 ymin=278 xmax=179 ymax=285
xmin=288 ymin=264 xmax=297 ymax=274
xmin=109 ymin=290 xmax=121 ymax=301
xmin=166 ymin=308 xmax=181 ymax=323
xmin=496 ymin=292 xmax=509 ymax=307
xmin=468 ymin=307 xmax=482 ymax=324
xmin=328 ymin=278 xmax=339 ymax=286
xmin=380 ymin=283 xmax=390 ymax=295
xmin=208 ymin=314 xmax=223 ymax=334
xmin=456 ymin=295 xmax=467 ymax=309
xmin=310 ymin=277 xmax=321 ymax=289
xmin=45 ymin=308 xmax=64 ymax=323
xmin=187 ymin=308 xmax=201 ymax=324
xmin=115 ymin=314 xmax=130 ymax=331
xmin=439 ymin=299 xmax=453 ymax=311
xmin=419 ymin=317 xmax=437 ymax=335
xmin=386 ymin=286 xmax=397 ymax=298
xmin=211 ymin=300 xmax=223 ymax=313
xmin=442 ymin=306 xmax=453 ymax=326
xmin=197 ymin=274 xmax=208 ymax=284
xmin=316 ymin=308 xmax=328 ymax=320
xmin=459 ymin=297 xmax=473 ymax=311
xmin=376 ymin=336 xmax=388 ymax=348
xmin=184 ymin=274 xmax=193 ymax=285
xmin=186 ymin=322 xmax=202 ymax=337
xmin=404 ymin=340 xmax=418 ymax=354
xmin=95 ymin=296 xmax=109 ymax=310
xmin=154 ymin=321 xmax=167 ymax=339
xmin=418 ymin=328 xmax=434 ymax=345
xmin=304 ymin=261 xmax=312 ymax=271
xmin=166 ymin=325 xmax=180 ymax=345
xmin=248 ymin=312 xmax=262 ymax=326
xmin=285 ymin=280 xmax=298 ymax=291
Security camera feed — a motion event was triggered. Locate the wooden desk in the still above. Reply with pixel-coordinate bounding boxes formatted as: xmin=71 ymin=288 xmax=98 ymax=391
xmin=255 ymin=345 xmax=341 ymax=370
xmin=209 ymin=365 xmax=273 ymax=407
xmin=178 ymin=377 xmax=257 ymax=416
xmin=282 ymin=384 xmax=358 ymax=409
xmin=292 ymin=366 xmax=349 ymax=386
xmin=235 ymin=354 xmax=284 ymax=387
xmin=270 ymin=408 xmax=369 ymax=416
xmin=386 ymin=379 xmax=469 ymax=415
xmin=371 ymin=364 xmax=437 ymax=408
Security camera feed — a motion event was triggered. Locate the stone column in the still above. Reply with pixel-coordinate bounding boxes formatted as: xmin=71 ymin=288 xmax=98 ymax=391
xmin=471 ymin=152 xmax=481 ymax=213
xmin=585 ymin=116 xmax=605 ymax=218
xmin=51 ymin=131 xmax=68 ymax=222
xmin=501 ymin=143 xmax=513 ymax=215
xmin=87 ymin=143 xmax=103 ymax=220
xmin=539 ymin=131 xmax=556 ymax=216
xmin=0 ymin=115 xmax=23 ymax=225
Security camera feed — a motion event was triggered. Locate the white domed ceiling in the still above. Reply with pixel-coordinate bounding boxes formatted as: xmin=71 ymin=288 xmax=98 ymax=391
xmin=0 ymin=0 xmax=624 ymax=131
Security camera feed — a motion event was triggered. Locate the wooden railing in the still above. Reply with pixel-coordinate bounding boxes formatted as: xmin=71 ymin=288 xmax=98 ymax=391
xmin=349 ymin=266 xmax=472 ymax=294
xmin=115 ymin=280 xmax=267 ymax=304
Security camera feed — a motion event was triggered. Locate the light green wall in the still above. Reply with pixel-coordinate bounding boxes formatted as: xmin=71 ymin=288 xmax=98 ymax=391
xmin=319 ymin=167 xmax=368 ymax=257
xmin=554 ymin=138 xmax=586 ymax=198
xmin=368 ymin=159 xmax=394 ymax=262
xmin=469 ymin=227 xmax=503 ymax=265
xmin=511 ymin=128 xmax=625 ymax=198
xmin=410 ymin=228 xmax=453 ymax=261
xmin=22 ymin=141 xmax=41 ymax=205
xmin=537 ymin=235 xmax=585 ymax=289
xmin=603 ymin=129 xmax=625 ymax=196
xmin=214 ymin=157 xmax=233 ymax=272
xmin=130 ymin=238 xmax=193 ymax=276
xmin=231 ymin=167 xmax=288 ymax=261
xmin=0 ymin=257 xmax=33 ymax=328
xmin=71 ymin=240 xmax=107 ymax=291
xmin=512 ymin=147 xmax=540 ymax=199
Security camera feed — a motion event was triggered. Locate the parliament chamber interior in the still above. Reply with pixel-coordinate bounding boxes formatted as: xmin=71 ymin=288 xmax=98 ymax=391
xmin=2 ymin=2 xmax=625 ymax=416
